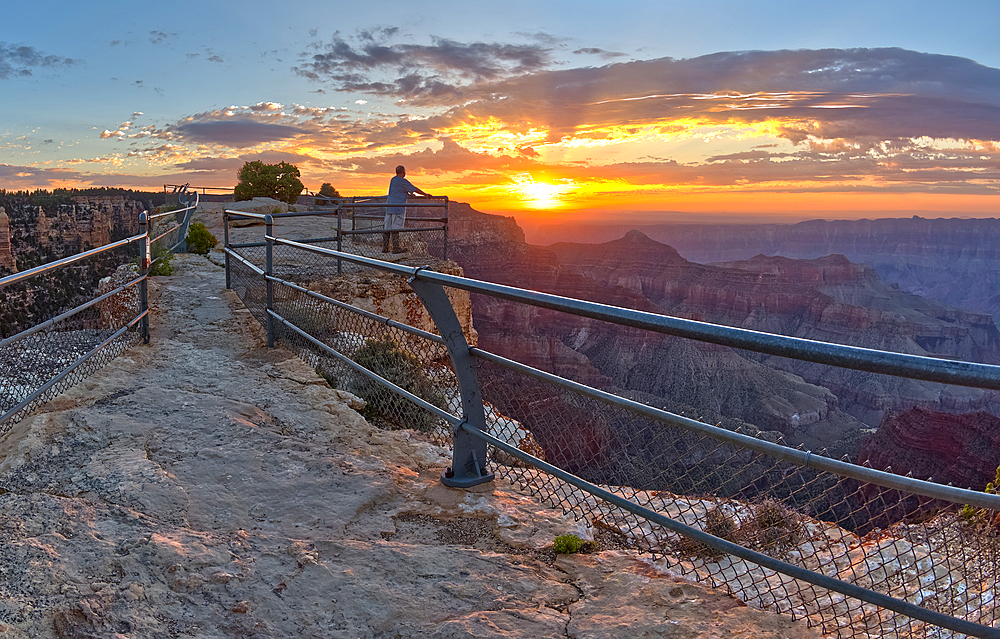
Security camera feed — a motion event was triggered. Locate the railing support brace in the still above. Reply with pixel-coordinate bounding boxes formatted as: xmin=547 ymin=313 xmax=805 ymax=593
xmin=336 ymin=204 xmax=343 ymax=276
xmin=408 ymin=277 xmax=495 ymax=488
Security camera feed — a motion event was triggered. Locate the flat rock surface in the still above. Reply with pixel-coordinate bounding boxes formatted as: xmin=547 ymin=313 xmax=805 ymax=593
xmin=0 ymin=251 xmax=825 ymax=638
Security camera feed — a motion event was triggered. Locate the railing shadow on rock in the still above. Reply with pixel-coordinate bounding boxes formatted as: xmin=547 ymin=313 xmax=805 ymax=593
xmin=0 ymin=192 xmax=198 ymax=429
xmin=223 ymin=207 xmax=1000 ymax=639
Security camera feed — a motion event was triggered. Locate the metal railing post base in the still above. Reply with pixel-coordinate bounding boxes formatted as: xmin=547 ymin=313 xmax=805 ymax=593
xmin=441 ymin=439 xmax=494 ymax=488
xmin=441 ymin=467 xmax=495 ymax=488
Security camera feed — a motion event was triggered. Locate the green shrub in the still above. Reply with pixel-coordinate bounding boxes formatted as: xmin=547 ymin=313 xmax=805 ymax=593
xmin=186 ymin=221 xmax=218 ymax=255
xmin=350 ymin=339 xmax=447 ymax=432
xmin=553 ymin=534 xmax=585 ymax=554
xmin=961 ymin=465 xmax=1000 ymax=529
xmin=148 ymin=242 xmax=174 ymax=276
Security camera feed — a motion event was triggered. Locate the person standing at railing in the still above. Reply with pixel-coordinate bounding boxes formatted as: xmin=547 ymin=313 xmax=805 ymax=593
xmin=384 ymin=165 xmax=433 ymax=253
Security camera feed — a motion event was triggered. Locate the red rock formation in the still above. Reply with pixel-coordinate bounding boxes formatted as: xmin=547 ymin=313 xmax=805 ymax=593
xmin=858 ymin=407 xmax=1000 ymax=491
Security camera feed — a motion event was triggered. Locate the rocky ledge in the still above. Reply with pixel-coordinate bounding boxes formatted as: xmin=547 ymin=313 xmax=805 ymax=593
xmin=0 ymin=251 xmax=821 ymax=638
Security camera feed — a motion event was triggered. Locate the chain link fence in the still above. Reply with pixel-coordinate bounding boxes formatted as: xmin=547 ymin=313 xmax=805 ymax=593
xmin=0 ymin=198 xmax=197 ymax=431
xmin=224 ymin=209 xmax=1000 ymax=639
xmin=473 ymin=353 xmax=1000 ymax=638
xmin=224 ymin=209 xmax=458 ymax=442
xmin=334 ymin=197 xmax=448 ymax=261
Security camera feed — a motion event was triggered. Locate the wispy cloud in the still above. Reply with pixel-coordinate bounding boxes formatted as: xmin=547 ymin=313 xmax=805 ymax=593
xmin=0 ymin=42 xmax=79 ymax=79
xmin=572 ymin=47 xmax=627 ymax=59
xmin=149 ymin=30 xmax=176 ymax=45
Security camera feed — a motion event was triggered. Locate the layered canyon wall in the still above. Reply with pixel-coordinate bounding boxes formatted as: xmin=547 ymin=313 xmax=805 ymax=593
xmin=0 ymin=209 xmax=13 ymax=271
xmin=546 ymin=217 xmax=1000 ymax=325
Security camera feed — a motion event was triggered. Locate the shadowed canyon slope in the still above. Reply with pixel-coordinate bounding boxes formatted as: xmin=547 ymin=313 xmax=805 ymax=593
xmin=444 ymin=204 xmax=1000 ymax=459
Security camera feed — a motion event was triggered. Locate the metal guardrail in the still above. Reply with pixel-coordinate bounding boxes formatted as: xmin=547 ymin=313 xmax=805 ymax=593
xmin=223 ymin=197 xmax=448 ymax=281
xmin=0 ymin=192 xmax=198 ymax=429
xmin=224 ymin=210 xmax=1000 ymax=639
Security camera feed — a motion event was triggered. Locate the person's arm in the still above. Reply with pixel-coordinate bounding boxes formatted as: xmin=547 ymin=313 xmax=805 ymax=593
xmin=411 ymin=186 xmax=433 ymax=197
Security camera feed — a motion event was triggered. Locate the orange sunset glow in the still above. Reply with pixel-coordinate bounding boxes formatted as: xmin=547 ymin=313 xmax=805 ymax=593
xmin=2 ymin=24 xmax=996 ymax=228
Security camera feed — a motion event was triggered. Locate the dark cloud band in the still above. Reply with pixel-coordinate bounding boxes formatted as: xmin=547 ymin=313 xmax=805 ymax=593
xmin=174 ymin=119 xmax=305 ymax=148
xmin=0 ymin=42 xmax=78 ymax=79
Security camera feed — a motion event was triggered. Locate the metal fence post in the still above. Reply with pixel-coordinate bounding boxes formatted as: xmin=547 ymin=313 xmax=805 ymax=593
xmin=336 ymin=203 xmax=343 ymax=276
xmin=265 ymin=214 xmax=275 ymax=348
xmin=443 ymin=198 xmax=449 ymax=261
xmin=223 ymin=210 xmax=231 ymax=289
xmin=408 ymin=275 xmax=494 ymax=488
xmin=139 ymin=211 xmax=150 ymax=344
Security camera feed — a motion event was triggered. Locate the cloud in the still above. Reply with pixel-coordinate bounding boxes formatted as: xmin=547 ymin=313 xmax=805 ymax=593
xmin=295 ymin=29 xmax=555 ymax=101
xmin=44 ymin=47 xmax=997 ymax=203
xmin=573 ymin=47 xmax=627 ymax=59
xmin=149 ymin=30 xmax=176 ymax=45
xmin=173 ymin=118 xmax=305 ymax=148
xmin=0 ymin=163 xmax=88 ymax=187
xmin=424 ymin=48 xmax=1000 ymax=146
xmin=0 ymin=42 xmax=79 ymax=79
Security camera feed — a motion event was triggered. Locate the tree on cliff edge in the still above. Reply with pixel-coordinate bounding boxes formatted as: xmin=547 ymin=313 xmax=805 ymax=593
xmin=234 ymin=161 xmax=304 ymax=205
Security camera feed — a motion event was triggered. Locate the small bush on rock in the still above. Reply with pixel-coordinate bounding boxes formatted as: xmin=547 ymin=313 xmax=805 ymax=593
xmin=185 ymin=222 xmax=218 ymax=255
xmin=350 ymin=338 xmax=447 ymax=432
xmin=553 ymin=533 xmax=595 ymax=554
xmin=674 ymin=506 xmax=738 ymax=560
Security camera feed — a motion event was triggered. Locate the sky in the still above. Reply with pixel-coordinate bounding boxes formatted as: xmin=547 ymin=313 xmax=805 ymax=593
xmin=1 ymin=0 xmax=998 ymax=226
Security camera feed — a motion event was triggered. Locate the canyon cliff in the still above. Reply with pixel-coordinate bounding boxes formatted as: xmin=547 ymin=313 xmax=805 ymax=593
xmin=534 ymin=216 xmax=1000 ymax=325
xmin=0 ymin=195 xmax=148 ymax=338
xmin=442 ymin=204 xmax=1000 ymax=464
xmin=0 ymin=195 xmax=143 ymax=265
xmin=0 ymin=210 xmax=14 ymax=271
xmin=858 ymin=407 xmax=1000 ymax=491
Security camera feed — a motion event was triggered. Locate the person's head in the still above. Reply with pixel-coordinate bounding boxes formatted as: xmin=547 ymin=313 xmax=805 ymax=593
xmin=395 ymin=165 xmax=406 ymax=177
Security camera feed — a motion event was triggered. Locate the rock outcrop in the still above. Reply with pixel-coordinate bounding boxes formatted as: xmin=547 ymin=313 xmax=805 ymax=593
xmin=536 ymin=216 xmax=1000 ymax=325
xmin=24 ymin=196 xmax=143 ymax=253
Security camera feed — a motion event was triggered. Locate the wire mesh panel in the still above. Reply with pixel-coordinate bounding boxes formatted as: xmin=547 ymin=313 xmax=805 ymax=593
xmin=269 ymin=275 xmax=457 ymax=443
xmin=340 ymin=201 xmax=446 ymax=261
xmin=227 ymin=249 xmax=267 ymax=328
xmin=0 ymin=249 xmax=144 ymax=431
xmin=476 ymin=357 xmax=1000 ymax=638
xmin=0 ymin=322 xmax=141 ymax=430
xmin=222 ymin=210 xmax=1000 ymax=638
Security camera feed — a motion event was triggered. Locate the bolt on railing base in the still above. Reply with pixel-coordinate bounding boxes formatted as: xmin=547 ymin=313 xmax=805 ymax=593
xmin=440 ymin=465 xmax=495 ymax=488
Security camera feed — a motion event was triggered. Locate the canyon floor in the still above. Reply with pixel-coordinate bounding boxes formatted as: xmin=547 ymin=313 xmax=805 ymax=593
xmin=0 ymin=249 xmax=826 ymax=638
